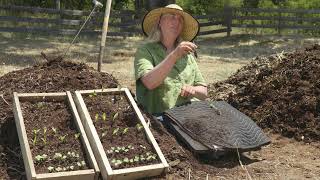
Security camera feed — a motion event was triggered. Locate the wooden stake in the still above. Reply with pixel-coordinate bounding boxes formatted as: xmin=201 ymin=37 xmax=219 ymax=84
xmin=98 ymin=0 xmax=112 ymax=72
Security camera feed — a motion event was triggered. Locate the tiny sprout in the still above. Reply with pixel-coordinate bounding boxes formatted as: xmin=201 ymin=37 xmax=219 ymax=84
xmin=123 ymin=157 xmax=129 ymax=163
xmin=134 ymin=156 xmax=139 ymax=162
xmin=41 ymin=138 xmax=46 ymax=145
xmin=37 ymin=102 xmax=45 ymax=108
xmin=127 ymin=145 xmax=134 ymax=150
xmin=106 ymin=149 xmax=113 ymax=154
xmin=122 ymin=128 xmax=128 ymax=135
xmin=62 ymin=155 xmax=67 ymax=160
xmin=129 ymin=159 xmax=134 ymax=163
xmin=101 ymin=131 xmax=107 ymax=137
xmin=113 ymin=112 xmax=119 ymax=121
xmin=53 ymin=153 xmax=63 ymax=159
xmin=32 ymin=129 xmax=41 ymax=146
xmin=74 ymin=133 xmax=81 ymax=139
xmin=59 ymin=134 xmax=67 ymax=143
xmin=69 ymin=165 xmax=74 ymax=170
xmin=116 ymin=146 xmax=122 ymax=151
xmin=140 ymin=156 xmax=145 ymax=161
xmin=140 ymin=145 xmax=146 ymax=149
xmin=51 ymin=127 xmax=57 ymax=134
xmin=55 ymin=167 xmax=62 ymax=172
xmin=95 ymin=113 xmax=99 ymax=122
xmin=111 ymin=159 xmax=116 ymax=164
xmin=102 ymin=112 xmax=107 ymax=121
xmin=89 ymin=91 xmax=97 ymax=98
xmin=112 ymin=128 xmax=119 ymax=136
xmin=136 ymin=123 xmax=143 ymax=131
xmin=35 ymin=154 xmax=47 ymax=162
xmin=48 ymin=166 xmax=54 ymax=172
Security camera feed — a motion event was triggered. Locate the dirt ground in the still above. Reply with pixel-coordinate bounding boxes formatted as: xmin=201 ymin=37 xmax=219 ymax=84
xmin=1 ymin=32 xmax=320 ymax=179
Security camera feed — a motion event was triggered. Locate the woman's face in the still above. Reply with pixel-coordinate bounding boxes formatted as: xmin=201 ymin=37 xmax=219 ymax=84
xmin=159 ymin=12 xmax=184 ymax=40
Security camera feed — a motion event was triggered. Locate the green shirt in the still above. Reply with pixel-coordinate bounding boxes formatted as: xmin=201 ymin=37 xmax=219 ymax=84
xmin=134 ymin=42 xmax=206 ymax=114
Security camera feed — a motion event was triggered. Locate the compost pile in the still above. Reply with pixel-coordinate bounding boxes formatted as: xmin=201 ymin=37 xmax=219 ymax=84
xmin=208 ymin=44 xmax=320 ymax=142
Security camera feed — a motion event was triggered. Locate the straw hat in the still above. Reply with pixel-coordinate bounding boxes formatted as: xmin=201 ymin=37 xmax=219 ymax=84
xmin=142 ymin=4 xmax=199 ymax=42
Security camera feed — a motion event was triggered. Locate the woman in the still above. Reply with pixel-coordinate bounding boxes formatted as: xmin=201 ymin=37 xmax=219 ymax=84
xmin=134 ymin=4 xmax=207 ymax=115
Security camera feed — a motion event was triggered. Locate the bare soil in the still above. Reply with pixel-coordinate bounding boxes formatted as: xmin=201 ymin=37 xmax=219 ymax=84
xmin=21 ymin=100 xmax=89 ymax=173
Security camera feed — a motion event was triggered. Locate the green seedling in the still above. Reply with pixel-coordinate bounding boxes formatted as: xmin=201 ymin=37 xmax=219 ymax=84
xmin=106 ymin=149 xmax=113 ymax=154
xmin=69 ymin=165 xmax=74 ymax=170
xmin=53 ymin=153 xmax=63 ymax=160
xmin=48 ymin=166 xmax=54 ymax=173
xmin=67 ymin=151 xmax=78 ymax=159
xmin=140 ymin=145 xmax=146 ymax=149
xmin=123 ymin=157 xmax=129 ymax=163
xmin=112 ymin=128 xmax=119 ymax=136
xmin=115 ymin=148 xmax=120 ymax=153
xmin=59 ymin=134 xmax=67 ymax=143
xmin=136 ymin=123 xmax=143 ymax=131
xmin=37 ymin=102 xmax=45 ymax=109
xmin=122 ymin=128 xmax=128 ymax=135
xmin=95 ymin=113 xmax=99 ymax=122
xmin=112 ymin=112 xmax=119 ymax=121
xmin=129 ymin=159 xmax=134 ymax=163
xmin=32 ymin=129 xmax=41 ymax=146
xmin=127 ymin=145 xmax=134 ymax=150
xmin=74 ymin=133 xmax=81 ymax=139
xmin=101 ymin=131 xmax=108 ymax=138
xmin=35 ymin=154 xmax=47 ymax=163
xmin=41 ymin=127 xmax=47 ymax=145
xmin=55 ymin=167 xmax=62 ymax=172
xmin=111 ymin=159 xmax=116 ymax=164
xmin=134 ymin=155 xmax=139 ymax=162
xmin=114 ymin=159 xmax=123 ymax=167
xmin=51 ymin=127 xmax=57 ymax=134
xmin=140 ymin=155 xmax=145 ymax=161
xmin=89 ymin=91 xmax=97 ymax=98
xmin=102 ymin=112 xmax=107 ymax=121
xmin=77 ymin=161 xmax=86 ymax=169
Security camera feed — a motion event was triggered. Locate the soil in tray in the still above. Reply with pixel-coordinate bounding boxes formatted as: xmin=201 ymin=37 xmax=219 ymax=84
xmin=21 ymin=99 xmax=89 ymax=174
xmin=83 ymin=91 xmax=160 ymax=169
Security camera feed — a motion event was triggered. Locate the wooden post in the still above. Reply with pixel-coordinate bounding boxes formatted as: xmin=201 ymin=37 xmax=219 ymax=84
xmin=98 ymin=0 xmax=112 ymax=72
xmin=277 ymin=10 xmax=282 ymax=35
xmin=55 ymin=0 xmax=60 ymax=10
xmin=224 ymin=5 xmax=232 ymax=37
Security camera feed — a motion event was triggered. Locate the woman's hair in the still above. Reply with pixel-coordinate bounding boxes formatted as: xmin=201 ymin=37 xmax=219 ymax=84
xmin=146 ymin=18 xmax=183 ymax=45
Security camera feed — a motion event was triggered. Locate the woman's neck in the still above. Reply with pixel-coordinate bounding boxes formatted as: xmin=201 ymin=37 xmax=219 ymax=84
xmin=160 ymin=34 xmax=177 ymax=53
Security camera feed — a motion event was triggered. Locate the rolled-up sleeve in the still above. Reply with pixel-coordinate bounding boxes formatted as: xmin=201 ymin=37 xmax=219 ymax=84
xmin=134 ymin=46 xmax=154 ymax=81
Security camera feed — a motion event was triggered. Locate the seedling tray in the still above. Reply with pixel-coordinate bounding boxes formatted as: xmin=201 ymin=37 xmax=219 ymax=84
xmin=74 ymin=88 xmax=168 ymax=180
xmin=13 ymin=92 xmax=100 ymax=180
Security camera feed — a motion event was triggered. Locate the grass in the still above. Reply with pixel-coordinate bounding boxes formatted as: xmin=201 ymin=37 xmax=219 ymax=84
xmin=0 ymin=31 xmax=319 ymax=92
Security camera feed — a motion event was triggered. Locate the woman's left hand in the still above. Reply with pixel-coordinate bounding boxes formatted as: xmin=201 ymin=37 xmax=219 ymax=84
xmin=180 ymin=85 xmax=196 ymax=97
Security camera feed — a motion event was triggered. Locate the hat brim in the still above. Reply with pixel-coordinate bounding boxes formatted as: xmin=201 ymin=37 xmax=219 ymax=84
xmin=142 ymin=7 xmax=199 ymax=42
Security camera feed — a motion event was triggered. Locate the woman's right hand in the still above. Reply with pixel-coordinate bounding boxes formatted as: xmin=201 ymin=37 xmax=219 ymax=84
xmin=172 ymin=41 xmax=197 ymax=60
